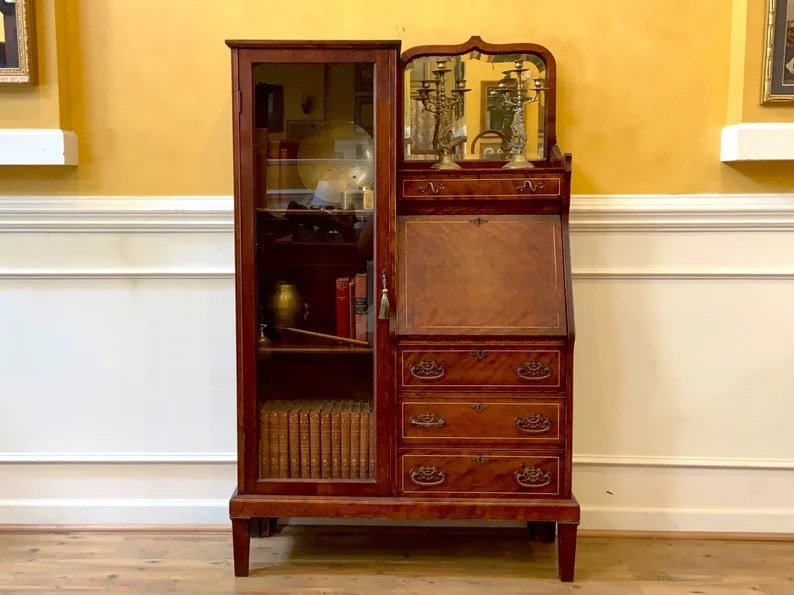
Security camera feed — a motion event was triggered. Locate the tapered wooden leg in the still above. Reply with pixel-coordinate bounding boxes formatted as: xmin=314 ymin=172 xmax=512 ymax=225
xmin=231 ymin=517 xmax=251 ymax=577
xmin=557 ymin=522 xmax=578 ymax=582
xmin=527 ymin=521 xmax=556 ymax=543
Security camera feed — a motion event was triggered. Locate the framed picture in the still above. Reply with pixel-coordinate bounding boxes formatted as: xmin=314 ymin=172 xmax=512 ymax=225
xmin=285 ymin=119 xmax=322 ymax=141
xmin=354 ymin=64 xmax=374 ymax=93
xmin=354 ymin=96 xmax=374 ymax=137
xmin=477 ymin=140 xmax=507 ymax=161
xmin=761 ymin=0 xmax=794 ymax=103
xmin=480 ymin=79 xmax=517 ymax=132
xmin=0 ymin=0 xmax=36 ymax=84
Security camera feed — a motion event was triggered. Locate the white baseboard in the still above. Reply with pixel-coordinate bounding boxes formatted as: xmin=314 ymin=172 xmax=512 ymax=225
xmin=580 ymin=506 xmax=794 ymax=533
xmin=1 ymin=499 xmax=791 ymax=533
xmin=3 ymin=452 xmax=794 ymax=470
xmin=0 ymin=499 xmax=228 ymax=525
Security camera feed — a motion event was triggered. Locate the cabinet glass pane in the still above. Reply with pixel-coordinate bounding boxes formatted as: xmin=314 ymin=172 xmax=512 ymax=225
xmin=252 ymin=62 xmax=377 ymax=482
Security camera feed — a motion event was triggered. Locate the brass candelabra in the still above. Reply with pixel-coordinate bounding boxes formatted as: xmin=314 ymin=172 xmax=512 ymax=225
xmin=489 ymin=60 xmax=546 ymax=169
xmin=413 ymin=59 xmax=470 ymax=170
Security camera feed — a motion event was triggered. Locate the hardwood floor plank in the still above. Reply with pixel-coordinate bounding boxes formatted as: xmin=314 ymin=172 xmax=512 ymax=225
xmin=0 ymin=527 xmax=792 ymax=594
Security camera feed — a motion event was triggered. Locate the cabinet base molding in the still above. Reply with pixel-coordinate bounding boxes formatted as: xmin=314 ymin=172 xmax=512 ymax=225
xmin=230 ymin=490 xmax=580 ymax=580
xmin=229 ymin=492 xmax=580 ymax=521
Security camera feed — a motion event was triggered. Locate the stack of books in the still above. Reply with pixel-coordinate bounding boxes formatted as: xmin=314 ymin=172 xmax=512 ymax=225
xmin=259 ymin=400 xmax=375 ymax=480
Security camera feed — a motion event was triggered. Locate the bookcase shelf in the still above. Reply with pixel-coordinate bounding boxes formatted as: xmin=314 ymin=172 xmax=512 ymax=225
xmin=258 ymin=342 xmax=373 ymax=355
xmin=258 ymin=208 xmax=374 ymax=216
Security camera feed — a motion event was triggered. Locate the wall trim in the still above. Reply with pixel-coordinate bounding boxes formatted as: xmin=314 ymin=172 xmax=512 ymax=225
xmin=570 ymin=193 xmax=794 ymax=232
xmin=0 ymin=196 xmax=232 ymax=233
xmin=3 ymin=267 xmax=794 ymax=281
xmin=0 ymin=129 xmax=79 ymax=166
xmin=573 ymin=455 xmax=794 ymax=470
xmin=0 ymin=268 xmax=235 ymax=280
xmin=572 ymin=269 xmax=794 ymax=281
xmin=0 ymin=499 xmax=790 ymax=532
xmin=1 ymin=193 xmax=794 ymax=233
xmin=3 ymin=452 xmax=792 ymax=470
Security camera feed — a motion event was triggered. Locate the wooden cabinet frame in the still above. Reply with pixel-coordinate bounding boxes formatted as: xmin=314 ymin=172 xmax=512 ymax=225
xmin=226 ymin=36 xmax=580 ymax=582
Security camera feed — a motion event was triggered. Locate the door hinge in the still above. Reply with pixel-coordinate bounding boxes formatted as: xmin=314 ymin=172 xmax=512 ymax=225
xmin=236 ymin=90 xmax=242 ymax=114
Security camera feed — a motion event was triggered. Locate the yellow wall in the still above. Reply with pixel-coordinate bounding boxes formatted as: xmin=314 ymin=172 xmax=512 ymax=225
xmin=0 ymin=0 xmax=792 ymax=195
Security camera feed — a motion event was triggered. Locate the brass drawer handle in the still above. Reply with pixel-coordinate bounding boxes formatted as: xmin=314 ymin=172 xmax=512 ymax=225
xmin=516 ymin=180 xmax=545 ymax=193
xmin=408 ymin=359 xmax=445 ymax=381
xmin=515 ymin=360 xmax=552 ymax=381
xmin=515 ymin=413 xmax=552 ymax=434
xmin=409 ymin=413 xmax=446 ymax=428
xmin=418 ymin=181 xmax=445 ymax=194
xmin=514 ymin=466 xmax=552 ymax=489
xmin=470 ymin=349 xmax=490 ymax=360
xmin=409 ymin=465 xmax=446 ymax=486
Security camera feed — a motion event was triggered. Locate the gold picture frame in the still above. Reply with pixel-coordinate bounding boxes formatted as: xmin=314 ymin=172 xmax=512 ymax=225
xmin=0 ymin=0 xmax=37 ymax=85
xmin=761 ymin=0 xmax=794 ymax=104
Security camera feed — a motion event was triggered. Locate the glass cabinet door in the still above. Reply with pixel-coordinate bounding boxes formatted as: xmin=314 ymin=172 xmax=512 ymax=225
xmin=242 ymin=51 xmax=391 ymax=492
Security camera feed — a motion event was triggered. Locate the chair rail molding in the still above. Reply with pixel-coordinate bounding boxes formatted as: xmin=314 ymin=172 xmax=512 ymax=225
xmin=1 ymin=193 xmax=794 ymax=233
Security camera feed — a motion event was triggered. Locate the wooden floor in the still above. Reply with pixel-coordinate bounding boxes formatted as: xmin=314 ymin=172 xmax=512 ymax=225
xmin=0 ymin=526 xmax=792 ymax=594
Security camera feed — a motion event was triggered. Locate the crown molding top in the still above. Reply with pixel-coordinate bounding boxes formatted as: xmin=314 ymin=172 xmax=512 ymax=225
xmin=720 ymin=123 xmax=794 ymax=162
xmin=0 ymin=129 xmax=79 ymax=166
xmin=0 ymin=193 xmax=793 ymax=232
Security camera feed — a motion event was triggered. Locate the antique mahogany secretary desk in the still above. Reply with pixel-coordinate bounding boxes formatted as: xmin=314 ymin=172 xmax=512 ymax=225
xmin=226 ymin=36 xmax=579 ymax=582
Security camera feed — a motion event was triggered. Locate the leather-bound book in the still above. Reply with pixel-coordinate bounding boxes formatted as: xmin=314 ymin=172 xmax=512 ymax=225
xmin=350 ymin=401 xmax=361 ymax=479
xmin=320 ymin=403 xmax=332 ymax=479
xmin=309 ymin=402 xmax=321 ymax=479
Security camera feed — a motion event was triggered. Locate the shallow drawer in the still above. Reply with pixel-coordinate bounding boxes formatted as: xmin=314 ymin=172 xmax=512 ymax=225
xmin=400 ymin=400 xmax=563 ymax=445
xmin=399 ymin=453 xmax=560 ymax=497
xmin=400 ymin=347 xmax=562 ymax=390
xmin=401 ymin=176 xmax=561 ymax=200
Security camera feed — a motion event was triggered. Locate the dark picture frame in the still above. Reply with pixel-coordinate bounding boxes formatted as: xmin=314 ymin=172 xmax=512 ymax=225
xmin=762 ymin=0 xmax=794 ymax=103
xmin=354 ymin=95 xmax=374 ymax=137
xmin=353 ymin=63 xmax=374 ymax=93
xmin=254 ymin=83 xmax=284 ymax=132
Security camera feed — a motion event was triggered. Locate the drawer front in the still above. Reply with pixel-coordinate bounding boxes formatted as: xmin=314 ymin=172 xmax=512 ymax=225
xmin=401 ymin=400 xmax=563 ymax=445
xmin=399 ymin=453 xmax=560 ymax=497
xmin=401 ymin=176 xmax=561 ymax=200
xmin=400 ymin=348 xmax=562 ymax=390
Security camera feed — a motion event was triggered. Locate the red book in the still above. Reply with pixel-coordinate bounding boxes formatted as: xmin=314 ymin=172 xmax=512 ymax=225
xmin=335 ymin=278 xmax=351 ymax=338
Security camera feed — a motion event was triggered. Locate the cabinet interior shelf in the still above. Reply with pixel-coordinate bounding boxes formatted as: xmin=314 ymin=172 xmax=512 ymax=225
xmin=258 ymin=208 xmax=373 ymax=216
xmin=258 ymin=341 xmax=373 ymax=355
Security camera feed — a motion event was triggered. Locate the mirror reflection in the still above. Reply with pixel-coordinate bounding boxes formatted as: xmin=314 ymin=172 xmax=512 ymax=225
xmin=0 ymin=0 xmax=19 ymax=69
xmin=404 ymin=51 xmax=547 ymax=168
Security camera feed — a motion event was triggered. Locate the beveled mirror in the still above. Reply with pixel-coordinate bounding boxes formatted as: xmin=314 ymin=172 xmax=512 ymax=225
xmin=1 ymin=0 xmax=36 ymax=85
xmin=400 ymin=36 xmax=557 ymax=169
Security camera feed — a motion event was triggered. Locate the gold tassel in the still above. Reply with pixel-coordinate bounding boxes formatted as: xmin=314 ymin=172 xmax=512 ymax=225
xmin=379 ymin=288 xmax=390 ymax=320
xmin=378 ymin=268 xmax=390 ymax=320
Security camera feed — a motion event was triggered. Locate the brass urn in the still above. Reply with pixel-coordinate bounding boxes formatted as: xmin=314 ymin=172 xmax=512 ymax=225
xmin=268 ymin=281 xmax=302 ymax=328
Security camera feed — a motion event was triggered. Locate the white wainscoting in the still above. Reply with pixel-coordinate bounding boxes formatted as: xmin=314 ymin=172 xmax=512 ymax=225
xmin=1 ymin=194 xmax=793 ymax=532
